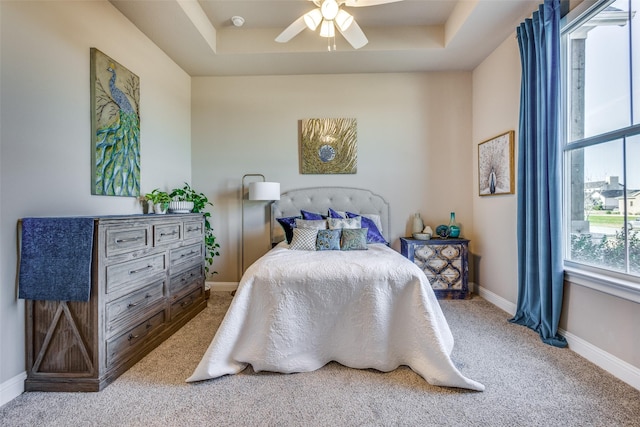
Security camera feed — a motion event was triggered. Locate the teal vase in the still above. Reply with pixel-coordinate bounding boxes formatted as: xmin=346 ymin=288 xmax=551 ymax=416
xmin=448 ymin=212 xmax=460 ymax=238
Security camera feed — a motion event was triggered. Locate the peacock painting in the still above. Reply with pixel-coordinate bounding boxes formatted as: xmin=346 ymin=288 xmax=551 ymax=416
xmin=90 ymin=48 xmax=140 ymax=197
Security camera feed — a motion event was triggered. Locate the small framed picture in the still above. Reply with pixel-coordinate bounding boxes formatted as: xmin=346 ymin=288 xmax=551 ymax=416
xmin=478 ymin=131 xmax=515 ymax=196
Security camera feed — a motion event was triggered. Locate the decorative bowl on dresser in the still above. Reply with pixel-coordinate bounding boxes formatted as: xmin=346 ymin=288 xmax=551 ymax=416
xmin=22 ymin=213 xmax=207 ymax=392
xmin=400 ymin=237 xmax=470 ymax=299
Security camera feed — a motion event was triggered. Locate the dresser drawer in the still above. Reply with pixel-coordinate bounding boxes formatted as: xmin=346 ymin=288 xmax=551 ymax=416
xmin=106 ymin=226 xmax=150 ymax=257
xmin=169 ymin=265 xmax=203 ymax=298
xmin=106 ymin=310 xmax=165 ymax=368
xmin=106 ymin=254 xmax=166 ymax=295
xmin=169 ymin=242 xmax=202 ymax=273
xmin=170 ymin=287 xmax=203 ymax=320
xmin=183 ymin=220 xmax=204 ymax=241
xmin=105 ymin=281 xmax=165 ymax=337
xmin=153 ymin=222 xmax=181 ymax=246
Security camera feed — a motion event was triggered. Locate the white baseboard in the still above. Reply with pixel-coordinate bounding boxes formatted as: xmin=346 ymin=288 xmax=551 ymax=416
xmin=476 ymin=285 xmax=517 ymax=316
xmin=559 ymin=328 xmax=640 ymax=391
xmin=476 ymin=285 xmax=640 ymax=391
xmin=0 ymin=371 xmax=25 ymax=408
xmin=206 ymin=281 xmax=238 ymax=292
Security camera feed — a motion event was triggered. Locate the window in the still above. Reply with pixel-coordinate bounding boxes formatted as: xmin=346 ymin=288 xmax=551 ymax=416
xmin=563 ymin=0 xmax=640 ymax=284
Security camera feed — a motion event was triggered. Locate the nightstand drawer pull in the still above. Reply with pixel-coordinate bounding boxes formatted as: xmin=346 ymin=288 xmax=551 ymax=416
xmin=129 ymin=265 xmax=153 ymax=275
xmin=160 ymin=230 xmax=178 ymax=237
xmin=181 ymin=251 xmax=197 ymax=258
xmin=128 ymin=333 xmax=139 ymax=341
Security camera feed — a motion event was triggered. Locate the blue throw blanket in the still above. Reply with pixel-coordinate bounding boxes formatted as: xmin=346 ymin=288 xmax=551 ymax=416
xmin=19 ymin=217 xmax=94 ymax=301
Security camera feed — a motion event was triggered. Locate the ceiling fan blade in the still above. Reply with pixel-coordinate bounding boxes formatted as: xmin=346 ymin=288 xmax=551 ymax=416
xmin=344 ymin=0 xmax=403 ymax=7
xmin=275 ymin=16 xmax=307 ymax=43
xmin=337 ymin=19 xmax=368 ymax=49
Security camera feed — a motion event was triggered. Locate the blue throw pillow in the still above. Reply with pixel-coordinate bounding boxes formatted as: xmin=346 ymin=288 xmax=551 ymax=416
xmin=301 ymin=210 xmax=326 ymax=220
xmin=328 ymin=208 xmax=344 ymax=218
xmin=341 ymin=228 xmax=368 ymax=251
xmin=276 ymin=216 xmax=300 ymax=244
xmin=316 ymin=229 xmax=341 ymax=251
xmin=346 ymin=212 xmax=387 ymax=244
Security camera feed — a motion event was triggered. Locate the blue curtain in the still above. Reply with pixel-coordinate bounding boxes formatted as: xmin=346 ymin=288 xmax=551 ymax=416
xmin=510 ymin=0 xmax=567 ymax=348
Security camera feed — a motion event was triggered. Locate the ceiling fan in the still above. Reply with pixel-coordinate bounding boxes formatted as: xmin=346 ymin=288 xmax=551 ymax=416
xmin=275 ymin=0 xmax=403 ymax=50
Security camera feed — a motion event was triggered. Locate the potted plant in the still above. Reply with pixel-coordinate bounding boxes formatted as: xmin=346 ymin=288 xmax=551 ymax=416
xmin=170 ymin=183 xmax=220 ymax=276
xmin=144 ymin=189 xmax=171 ymax=214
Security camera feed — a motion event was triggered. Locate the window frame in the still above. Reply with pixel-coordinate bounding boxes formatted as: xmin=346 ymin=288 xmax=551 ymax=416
xmin=561 ymin=0 xmax=640 ymax=301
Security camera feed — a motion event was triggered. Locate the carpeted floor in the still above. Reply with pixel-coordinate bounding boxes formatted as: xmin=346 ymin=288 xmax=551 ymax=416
xmin=1 ymin=292 xmax=639 ymax=426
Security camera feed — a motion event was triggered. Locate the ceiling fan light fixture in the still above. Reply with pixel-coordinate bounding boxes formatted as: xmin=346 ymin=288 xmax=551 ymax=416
xmin=335 ymin=10 xmax=354 ymax=31
xmin=304 ymin=9 xmax=322 ymax=30
xmin=319 ymin=20 xmax=335 ymax=38
xmin=320 ymin=0 xmax=340 ymax=20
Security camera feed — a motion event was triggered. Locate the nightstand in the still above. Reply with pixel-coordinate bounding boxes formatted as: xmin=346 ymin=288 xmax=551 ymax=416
xmin=400 ymin=237 xmax=470 ymax=299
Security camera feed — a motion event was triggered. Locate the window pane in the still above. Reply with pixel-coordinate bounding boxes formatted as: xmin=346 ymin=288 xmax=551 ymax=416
xmin=568 ymin=140 xmax=629 ymax=272
xmin=568 ymin=0 xmax=632 ymax=141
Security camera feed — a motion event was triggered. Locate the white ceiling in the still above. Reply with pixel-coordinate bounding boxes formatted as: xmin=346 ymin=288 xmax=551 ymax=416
xmin=109 ymin=0 xmax=541 ymax=76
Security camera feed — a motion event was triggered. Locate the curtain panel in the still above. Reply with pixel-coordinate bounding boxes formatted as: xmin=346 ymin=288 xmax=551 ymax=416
xmin=510 ymin=0 xmax=567 ymax=348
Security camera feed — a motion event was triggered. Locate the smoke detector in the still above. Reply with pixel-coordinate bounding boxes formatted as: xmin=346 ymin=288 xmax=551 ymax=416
xmin=231 ymin=16 xmax=245 ymax=27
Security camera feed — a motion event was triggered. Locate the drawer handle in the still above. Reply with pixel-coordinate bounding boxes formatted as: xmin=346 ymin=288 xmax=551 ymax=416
xmin=160 ymin=230 xmax=178 ymax=237
xmin=181 ymin=273 xmax=196 ymax=283
xmin=128 ymin=333 xmax=139 ymax=341
xmin=187 ymin=226 xmax=201 ymax=232
xmin=181 ymin=299 xmax=193 ymax=308
xmin=180 ymin=251 xmax=197 ymax=258
xmin=116 ymin=236 xmax=143 ymax=243
xmin=127 ymin=294 xmax=152 ymax=308
xmin=129 ymin=265 xmax=153 ymax=275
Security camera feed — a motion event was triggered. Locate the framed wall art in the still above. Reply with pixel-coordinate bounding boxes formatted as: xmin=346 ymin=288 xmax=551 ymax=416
xmin=90 ymin=48 xmax=140 ymax=196
xmin=478 ymin=130 xmax=515 ymax=196
xmin=300 ymin=118 xmax=357 ymax=174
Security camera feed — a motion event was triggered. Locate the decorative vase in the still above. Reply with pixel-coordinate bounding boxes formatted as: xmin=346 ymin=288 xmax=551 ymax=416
xmin=155 ymin=203 xmax=168 ymax=214
xmin=448 ymin=212 xmax=460 ymax=238
xmin=412 ymin=213 xmax=424 ymax=235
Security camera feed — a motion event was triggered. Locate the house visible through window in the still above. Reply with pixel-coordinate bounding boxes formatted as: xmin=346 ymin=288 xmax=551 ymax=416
xmin=563 ymin=0 xmax=640 ymax=278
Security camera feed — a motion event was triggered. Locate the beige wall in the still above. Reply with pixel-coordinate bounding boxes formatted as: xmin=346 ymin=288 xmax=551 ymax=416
xmin=191 ymin=73 xmax=474 ymax=282
xmin=0 ymin=1 xmax=192 ymax=401
xmin=472 ymin=30 xmax=640 ymax=379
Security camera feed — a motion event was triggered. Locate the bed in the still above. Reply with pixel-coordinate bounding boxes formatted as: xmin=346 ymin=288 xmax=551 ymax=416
xmin=187 ymin=187 xmax=484 ymax=391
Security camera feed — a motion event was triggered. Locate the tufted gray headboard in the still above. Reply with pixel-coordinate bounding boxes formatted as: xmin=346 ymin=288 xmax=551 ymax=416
xmin=270 ymin=187 xmax=390 ymax=245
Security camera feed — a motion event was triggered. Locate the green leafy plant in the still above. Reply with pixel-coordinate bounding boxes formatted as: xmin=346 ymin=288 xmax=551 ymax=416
xmin=170 ymin=182 xmax=220 ymax=276
xmin=144 ymin=189 xmax=172 ymax=204
xmin=571 ymin=228 xmax=640 ymax=273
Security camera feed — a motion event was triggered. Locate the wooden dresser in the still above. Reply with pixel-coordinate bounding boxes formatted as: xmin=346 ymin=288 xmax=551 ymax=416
xmin=24 ymin=214 xmax=207 ymax=392
xmin=400 ymin=237 xmax=470 ymax=299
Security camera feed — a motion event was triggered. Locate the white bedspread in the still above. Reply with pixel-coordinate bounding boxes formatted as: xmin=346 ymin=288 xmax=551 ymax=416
xmin=187 ymin=243 xmax=484 ymax=391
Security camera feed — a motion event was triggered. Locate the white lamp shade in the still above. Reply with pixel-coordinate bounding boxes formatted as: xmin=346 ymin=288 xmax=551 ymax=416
xmin=249 ymin=181 xmax=280 ymax=201
xmin=335 ymin=10 xmax=353 ymax=31
xmin=304 ymin=9 xmax=322 ymax=31
xmin=320 ymin=20 xmax=335 ymax=38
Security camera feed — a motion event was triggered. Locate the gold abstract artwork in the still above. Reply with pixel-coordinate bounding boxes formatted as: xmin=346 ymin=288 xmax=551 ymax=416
xmin=300 ymin=118 xmax=357 ymax=174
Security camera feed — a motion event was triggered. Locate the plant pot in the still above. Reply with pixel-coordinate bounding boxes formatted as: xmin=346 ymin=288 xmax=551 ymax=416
xmin=169 ymin=201 xmax=194 ymax=213
xmin=155 ymin=203 xmax=168 ymax=214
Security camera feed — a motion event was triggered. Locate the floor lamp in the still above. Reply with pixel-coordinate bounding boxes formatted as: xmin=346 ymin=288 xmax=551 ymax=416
xmin=241 ymin=174 xmax=280 ymax=277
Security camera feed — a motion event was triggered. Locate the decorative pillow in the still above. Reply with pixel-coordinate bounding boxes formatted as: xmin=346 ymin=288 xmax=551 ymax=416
xmin=276 ymin=216 xmax=300 ymax=244
xmin=328 ymin=208 xmax=345 ymax=219
xmin=341 ymin=228 xmax=368 ymax=251
xmin=295 ymin=218 xmax=327 ymax=229
xmin=301 ymin=210 xmax=326 ymax=220
xmin=328 ymin=217 xmax=361 ymax=230
xmin=346 ymin=212 xmax=387 ymax=244
xmin=289 ymin=228 xmax=319 ymax=251
xmin=316 ymin=229 xmax=341 ymax=251
xmin=346 ymin=212 xmax=383 ymax=234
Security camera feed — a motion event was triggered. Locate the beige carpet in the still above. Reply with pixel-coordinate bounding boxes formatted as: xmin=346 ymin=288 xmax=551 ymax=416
xmin=1 ymin=292 xmax=639 ymax=426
